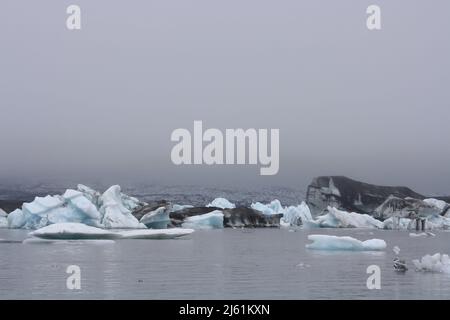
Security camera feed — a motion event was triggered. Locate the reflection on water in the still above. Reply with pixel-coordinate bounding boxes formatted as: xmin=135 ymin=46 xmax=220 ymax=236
xmin=1 ymin=228 xmax=450 ymax=299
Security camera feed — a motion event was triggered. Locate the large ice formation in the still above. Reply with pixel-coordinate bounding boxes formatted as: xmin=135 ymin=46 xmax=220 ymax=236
xmin=306 ymin=234 xmax=386 ymax=251
xmin=182 ymin=210 xmax=224 ymax=229
xmin=207 ymin=198 xmax=235 ymax=209
xmin=7 ymin=185 xmax=146 ymax=229
xmin=413 ymin=253 xmax=450 ymax=273
xmin=306 ymin=206 xmax=383 ymax=229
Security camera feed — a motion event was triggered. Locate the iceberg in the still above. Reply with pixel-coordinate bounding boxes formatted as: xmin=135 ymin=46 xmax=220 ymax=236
xmin=426 ymin=215 xmax=450 ymax=230
xmin=250 ymin=200 xmax=313 ymax=227
xmin=306 ymin=234 xmax=386 ymax=251
xmin=281 ymin=202 xmax=313 ymax=226
xmin=118 ymin=228 xmax=194 ymax=239
xmin=29 ymin=223 xmax=118 ymax=240
xmin=413 ymin=253 xmax=450 ymax=273
xmin=7 ymin=184 xmax=148 ymax=229
xmin=207 ymin=198 xmax=235 ymax=209
xmin=99 ymin=185 xmax=146 ymax=229
xmin=139 ymin=206 xmax=170 ymax=229
xmin=251 ymin=199 xmax=283 ymax=215
xmin=182 ymin=210 xmax=224 ymax=229
xmin=423 ymin=198 xmax=448 ymax=212
xmin=382 ymin=217 xmax=413 ymax=230
xmin=307 ymin=206 xmax=383 ymax=229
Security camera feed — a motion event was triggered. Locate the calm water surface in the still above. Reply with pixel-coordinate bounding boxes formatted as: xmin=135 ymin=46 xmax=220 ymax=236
xmin=1 ymin=228 xmax=450 ymax=299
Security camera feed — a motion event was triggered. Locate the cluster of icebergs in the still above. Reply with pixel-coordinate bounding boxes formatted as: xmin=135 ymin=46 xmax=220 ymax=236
xmin=2 ymin=184 xmax=450 ymax=232
xmin=249 ymin=200 xmax=450 ymax=231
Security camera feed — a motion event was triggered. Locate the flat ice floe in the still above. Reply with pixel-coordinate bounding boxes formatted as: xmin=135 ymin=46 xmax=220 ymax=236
xmin=118 ymin=228 xmax=194 ymax=239
xmin=306 ymin=234 xmax=386 ymax=251
xmin=413 ymin=253 xmax=450 ymax=273
xmin=28 ymin=222 xmax=195 ymax=240
xmin=29 ymin=222 xmax=118 ymax=240
xmin=409 ymin=232 xmax=435 ymax=238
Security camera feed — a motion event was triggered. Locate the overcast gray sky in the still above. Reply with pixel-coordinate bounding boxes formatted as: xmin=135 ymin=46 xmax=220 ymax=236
xmin=1 ymin=0 xmax=449 ymax=195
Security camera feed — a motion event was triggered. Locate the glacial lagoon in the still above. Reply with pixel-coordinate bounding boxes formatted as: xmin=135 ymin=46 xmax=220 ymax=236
xmin=1 ymin=228 xmax=450 ymax=299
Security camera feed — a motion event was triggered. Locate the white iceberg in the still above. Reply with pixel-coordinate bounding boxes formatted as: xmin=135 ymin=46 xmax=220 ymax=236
xmin=139 ymin=206 xmax=170 ymax=229
xmin=306 ymin=234 xmax=386 ymax=251
xmin=423 ymin=198 xmax=448 ymax=212
xmin=413 ymin=253 xmax=450 ymax=273
xmin=99 ymin=185 xmax=146 ymax=229
xmin=250 ymin=200 xmax=313 ymax=227
xmin=426 ymin=215 xmax=450 ymax=230
xmin=281 ymin=202 xmax=313 ymax=226
xmin=182 ymin=210 xmax=224 ymax=229
xmin=7 ymin=184 xmax=147 ymax=230
xmin=207 ymin=198 xmax=235 ymax=209
xmin=382 ymin=217 xmax=414 ymax=230
xmin=251 ymin=199 xmax=283 ymax=215
xmin=307 ymin=206 xmax=383 ymax=229
xmin=29 ymin=223 xmax=118 ymax=240
xmin=409 ymin=232 xmax=435 ymax=238
xmin=118 ymin=228 xmax=194 ymax=239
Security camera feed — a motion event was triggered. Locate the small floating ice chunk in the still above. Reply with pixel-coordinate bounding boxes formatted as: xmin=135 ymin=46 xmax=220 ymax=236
xmin=393 ymin=246 xmax=401 ymax=255
xmin=306 ymin=234 xmax=386 ymax=251
xmin=207 ymin=198 xmax=235 ymax=209
xmin=409 ymin=232 xmax=435 ymax=238
xmin=29 ymin=223 xmax=118 ymax=240
xmin=118 ymin=228 xmax=194 ymax=239
xmin=413 ymin=253 xmax=450 ymax=273
xmin=182 ymin=210 xmax=224 ymax=229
